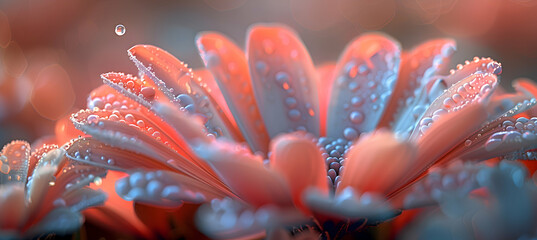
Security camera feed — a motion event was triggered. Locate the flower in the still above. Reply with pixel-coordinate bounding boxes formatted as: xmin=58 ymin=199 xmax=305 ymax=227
xmin=67 ymin=24 xmax=537 ymax=239
xmin=0 ymin=140 xmax=107 ymax=239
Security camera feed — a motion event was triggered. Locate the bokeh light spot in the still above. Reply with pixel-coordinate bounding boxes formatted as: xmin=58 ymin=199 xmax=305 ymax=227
xmin=290 ymin=0 xmax=342 ymax=31
xmin=338 ymin=0 xmax=396 ymax=30
xmin=3 ymin=42 xmax=27 ymax=78
xmin=30 ymin=64 xmax=75 ymax=120
xmin=203 ymin=0 xmax=249 ymax=11
xmin=115 ymin=24 xmax=126 ymax=36
xmin=0 ymin=11 xmax=11 ymax=48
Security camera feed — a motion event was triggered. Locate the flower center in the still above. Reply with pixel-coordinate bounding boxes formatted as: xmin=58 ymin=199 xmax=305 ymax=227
xmin=316 ymin=137 xmax=351 ymax=190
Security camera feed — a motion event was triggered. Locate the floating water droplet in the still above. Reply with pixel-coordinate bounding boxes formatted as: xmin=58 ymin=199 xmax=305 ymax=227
xmin=115 ymin=24 xmax=126 ymax=36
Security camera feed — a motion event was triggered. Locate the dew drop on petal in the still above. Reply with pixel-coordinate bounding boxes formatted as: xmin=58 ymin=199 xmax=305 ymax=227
xmin=464 ymin=139 xmax=472 ymax=146
xmin=115 ymin=24 xmax=126 ymax=36
xmin=93 ymin=176 xmax=102 ymax=186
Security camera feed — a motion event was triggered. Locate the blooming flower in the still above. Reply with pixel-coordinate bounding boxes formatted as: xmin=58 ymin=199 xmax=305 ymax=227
xmin=0 ymin=140 xmax=107 ymax=239
xmin=67 ymin=24 xmax=537 ymax=239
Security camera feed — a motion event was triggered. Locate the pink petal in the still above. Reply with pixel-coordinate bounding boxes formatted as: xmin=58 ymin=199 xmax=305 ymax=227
xmin=196 ymin=197 xmax=306 ymax=239
xmin=128 ymin=45 xmax=243 ymax=141
xmin=326 ymin=33 xmax=401 ymax=140
xmin=429 ymin=81 xmax=536 ymax=162
xmin=410 ymin=73 xmax=498 ymax=140
xmin=0 ymin=140 xmax=31 ymax=184
xmin=87 ymin=84 xmax=142 ymax=112
xmin=114 ymin=170 xmax=229 ymax=207
xmin=338 ymin=131 xmax=417 ymax=195
xmin=391 ymin=77 xmax=448 ymax=136
xmin=305 ymin=187 xmax=396 ymax=221
xmin=193 ymin=69 xmax=236 ymax=134
xmin=460 ymin=116 xmax=537 ymax=161
xmin=28 ymin=144 xmax=58 ymax=178
xmin=150 ymin=101 xmax=212 ymax=147
xmin=70 ymin=108 xmax=198 ymax=165
xmin=316 ymin=63 xmax=336 ymax=137
xmin=198 ymin=139 xmax=293 ymax=208
xmin=25 ymin=148 xmax=68 ymax=223
xmin=0 ymin=184 xmax=27 ymax=229
xmin=69 ymin=108 xmax=226 ymax=189
xmin=83 ymin=170 xmax=152 ymax=238
xmin=66 ymin=138 xmax=224 ymax=191
xmin=378 ymin=39 xmax=456 ymax=129
xmin=54 ymin=114 xmax=85 ymax=146
xmin=32 ymin=163 xmax=107 ymax=224
xmin=67 ymin=138 xmax=172 ymax=171
xmin=443 ymin=57 xmax=502 ymax=86
xmin=269 ymin=132 xmax=328 ymax=211
xmin=100 ymin=72 xmax=163 ymax=110
xmin=391 ymin=160 xmax=483 ymax=209
xmin=197 ymin=32 xmax=270 ymax=153
xmin=247 ymin=24 xmax=320 ymax=137
xmin=512 ymin=79 xmax=537 ymax=116
xmin=391 ymin=104 xmax=489 ymax=198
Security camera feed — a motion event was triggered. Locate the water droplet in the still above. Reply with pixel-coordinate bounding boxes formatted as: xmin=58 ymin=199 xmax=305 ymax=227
xmin=343 ymin=127 xmax=358 ymax=140
xmin=464 ymin=139 xmax=472 ymax=146
xmin=94 ymin=176 xmax=103 ymax=186
xmin=351 ymin=96 xmax=363 ymax=107
xmin=349 ymin=111 xmax=364 ymax=124
xmin=370 ymin=93 xmax=378 ymax=102
xmin=288 ymin=109 xmax=301 ymax=121
xmin=141 ymin=87 xmax=155 ymax=99
xmin=87 ymin=114 xmax=99 ymax=125
xmin=255 ymin=61 xmax=268 ymax=76
xmin=285 ymin=97 xmax=297 ymax=108
xmin=275 ymin=72 xmax=290 ymax=84
xmin=348 ymin=81 xmax=359 ymax=92
xmin=115 ymin=24 xmax=126 ymax=36
xmin=125 ymin=114 xmax=135 ymax=123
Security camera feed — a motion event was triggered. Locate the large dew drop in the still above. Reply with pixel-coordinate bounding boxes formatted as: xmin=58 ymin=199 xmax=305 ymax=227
xmin=115 ymin=24 xmax=126 ymax=36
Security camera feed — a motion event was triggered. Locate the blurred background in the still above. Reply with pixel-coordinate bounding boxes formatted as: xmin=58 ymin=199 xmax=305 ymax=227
xmin=1 ymin=0 xmax=537 ymax=146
